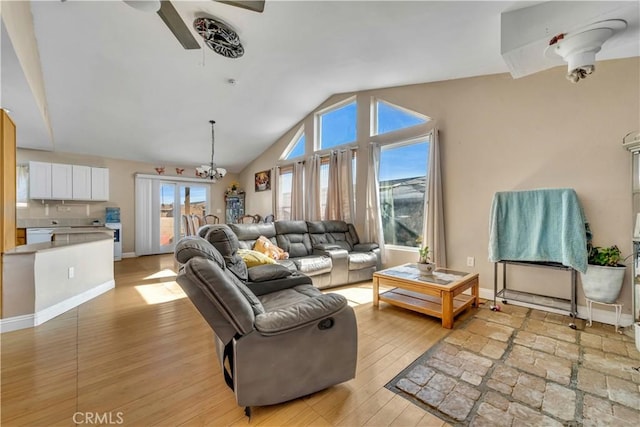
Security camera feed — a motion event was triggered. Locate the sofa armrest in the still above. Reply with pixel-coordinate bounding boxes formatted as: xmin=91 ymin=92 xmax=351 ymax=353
xmin=246 ymin=273 xmax=312 ymax=296
xmin=254 ymin=293 xmax=347 ymax=335
xmin=353 ymin=242 xmax=379 ymax=252
xmin=313 ymin=247 xmax=349 ymax=286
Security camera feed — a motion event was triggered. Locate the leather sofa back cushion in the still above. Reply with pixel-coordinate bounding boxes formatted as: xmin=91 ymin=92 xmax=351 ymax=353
xmin=175 ymin=236 xmax=224 ymax=267
xmin=204 ymin=225 xmax=248 ymax=281
xmin=274 ymin=220 xmax=312 ymax=257
xmin=307 ymin=220 xmax=354 ymax=251
xmin=184 ymin=257 xmax=260 ymax=333
xmin=230 ymin=223 xmax=277 ymax=240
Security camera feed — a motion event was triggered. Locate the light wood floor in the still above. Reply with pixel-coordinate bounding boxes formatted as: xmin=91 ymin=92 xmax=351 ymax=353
xmin=1 ymin=254 xmax=475 ymax=426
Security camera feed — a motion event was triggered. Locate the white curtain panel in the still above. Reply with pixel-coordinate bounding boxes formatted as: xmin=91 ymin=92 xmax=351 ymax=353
xmin=364 ymin=143 xmax=385 ymax=261
xmin=134 ymin=176 xmax=154 ymax=256
xmin=425 ymin=129 xmax=447 ymax=267
xmin=291 ymin=161 xmax=305 ymax=220
xmin=271 ymin=166 xmax=279 ymax=219
xmin=304 ymin=154 xmax=322 ymax=220
xmin=325 ymin=149 xmax=355 ymax=222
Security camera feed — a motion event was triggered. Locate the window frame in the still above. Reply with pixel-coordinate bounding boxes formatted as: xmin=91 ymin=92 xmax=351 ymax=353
xmin=378 ymin=136 xmax=430 ymax=250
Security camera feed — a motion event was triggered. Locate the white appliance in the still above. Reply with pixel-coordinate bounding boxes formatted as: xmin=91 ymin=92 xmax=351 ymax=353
xmin=26 ymin=228 xmax=54 ymax=244
xmin=105 ymin=223 xmax=122 ymax=261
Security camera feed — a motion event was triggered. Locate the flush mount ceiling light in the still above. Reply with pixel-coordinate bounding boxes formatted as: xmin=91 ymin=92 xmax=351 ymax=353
xmin=196 ymin=120 xmax=227 ymax=182
xmin=545 ymin=19 xmax=627 ymax=83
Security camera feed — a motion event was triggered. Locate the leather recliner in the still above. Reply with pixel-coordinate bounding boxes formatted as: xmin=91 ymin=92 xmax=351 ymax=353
xmin=174 ymin=235 xmax=358 ymax=410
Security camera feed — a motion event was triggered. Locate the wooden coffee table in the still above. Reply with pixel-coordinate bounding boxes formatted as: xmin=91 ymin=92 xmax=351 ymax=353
xmin=373 ymin=264 xmax=479 ymax=329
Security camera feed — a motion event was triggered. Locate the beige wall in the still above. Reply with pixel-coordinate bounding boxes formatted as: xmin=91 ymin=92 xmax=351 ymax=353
xmin=17 ymin=149 xmax=238 ymax=254
xmin=239 ymin=57 xmax=640 ymax=314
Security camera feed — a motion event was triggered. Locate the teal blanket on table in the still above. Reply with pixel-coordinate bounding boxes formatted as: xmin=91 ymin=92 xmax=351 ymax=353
xmin=488 ymin=188 xmax=588 ymax=273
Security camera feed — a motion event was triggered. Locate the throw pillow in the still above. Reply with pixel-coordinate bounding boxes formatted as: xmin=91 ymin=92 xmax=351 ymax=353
xmin=253 ymin=235 xmax=290 ymax=260
xmin=237 ymin=248 xmax=277 ymax=268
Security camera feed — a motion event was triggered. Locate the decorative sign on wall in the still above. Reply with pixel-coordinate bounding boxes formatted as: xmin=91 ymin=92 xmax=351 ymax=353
xmin=255 ymin=170 xmax=271 ymax=192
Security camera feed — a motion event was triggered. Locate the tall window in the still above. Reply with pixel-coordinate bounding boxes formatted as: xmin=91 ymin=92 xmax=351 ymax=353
xmin=379 ymin=139 xmax=429 ymax=247
xmin=277 ymin=166 xmax=293 ymax=220
xmin=319 ymin=158 xmax=330 ymax=218
xmin=317 ymin=99 xmax=357 ymax=150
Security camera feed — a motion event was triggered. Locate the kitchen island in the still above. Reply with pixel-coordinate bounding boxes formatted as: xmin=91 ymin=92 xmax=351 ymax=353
xmin=1 ymin=235 xmax=114 ymax=332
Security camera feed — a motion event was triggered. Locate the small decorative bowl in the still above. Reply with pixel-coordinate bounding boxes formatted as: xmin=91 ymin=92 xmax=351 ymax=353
xmin=416 ymin=262 xmax=436 ymax=275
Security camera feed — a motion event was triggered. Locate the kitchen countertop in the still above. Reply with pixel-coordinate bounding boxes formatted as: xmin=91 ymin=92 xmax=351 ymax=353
xmin=51 ymin=226 xmax=113 ymax=234
xmin=4 ymin=235 xmax=113 ymax=255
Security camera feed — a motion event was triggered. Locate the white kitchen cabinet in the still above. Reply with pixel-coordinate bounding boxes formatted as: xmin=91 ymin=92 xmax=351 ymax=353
xmin=29 ymin=162 xmax=109 ymax=201
xmin=29 ymin=161 xmax=52 ymax=199
xmin=51 ymin=163 xmax=73 ymax=200
xmin=91 ymin=167 xmax=109 ymax=201
xmin=72 ymin=165 xmax=92 ymax=200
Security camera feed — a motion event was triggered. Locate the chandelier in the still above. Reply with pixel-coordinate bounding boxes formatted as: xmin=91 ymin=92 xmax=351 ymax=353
xmin=196 ymin=120 xmax=227 ymax=182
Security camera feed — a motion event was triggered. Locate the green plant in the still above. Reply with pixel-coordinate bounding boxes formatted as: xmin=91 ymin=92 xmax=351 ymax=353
xmin=418 ymin=246 xmax=430 ymax=263
xmin=588 ymin=245 xmax=622 ymax=267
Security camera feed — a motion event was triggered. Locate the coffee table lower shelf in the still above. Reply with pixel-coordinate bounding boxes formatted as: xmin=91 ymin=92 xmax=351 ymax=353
xmin=379 ymin=288 xmax=475 ymax=320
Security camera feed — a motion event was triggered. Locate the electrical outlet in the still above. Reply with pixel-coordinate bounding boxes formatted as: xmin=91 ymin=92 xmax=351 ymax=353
xmin=68 ymin=267 xmax=75 ymax=279
xmin=466 ymin=257 xmax=475 ymax=267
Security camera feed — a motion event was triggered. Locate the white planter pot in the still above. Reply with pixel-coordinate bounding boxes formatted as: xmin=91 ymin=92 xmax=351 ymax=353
xmin=416 ymin=262 xmax=436 ymax=274
xmin=579 ymin=264 xmax=625 ymax=304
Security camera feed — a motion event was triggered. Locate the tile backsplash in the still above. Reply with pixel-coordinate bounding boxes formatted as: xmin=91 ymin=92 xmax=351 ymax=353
xmin=17 ymin=201 xmax=109 ymax=228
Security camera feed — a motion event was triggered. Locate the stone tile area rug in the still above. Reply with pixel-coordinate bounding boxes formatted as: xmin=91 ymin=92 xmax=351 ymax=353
xmin=386 ymin=304 xmax=640 ymax=426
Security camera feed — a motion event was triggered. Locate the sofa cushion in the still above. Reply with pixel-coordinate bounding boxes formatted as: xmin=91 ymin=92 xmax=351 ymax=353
xmin=230 ymin=223 xmax=277 ymax=250
xmin=292 ymin=255 xmax=332 ymax=276
xmin=257 ymin=284 xmax=322 ymax=311
xmin=307 ymin=220 xmax=356 ymax=251
xmin=275 ymin=232 xmax=312 ymax=258
xmin=348 ymin=252 xmax=378 ymax=270
xmin=276 ymin=259 xmax=298 ymax=271
xmin=204 ymin=225 xmax=248 ymax=281
xmin=183 ymin=257 xmax=260 ymax=333
xmin=247 ymin=264 xmax=292 ymax=282
xmin=237 ymin=249 xmax=277 ymax=268
xmin=175 ymin=236 xmax=224 ymax=267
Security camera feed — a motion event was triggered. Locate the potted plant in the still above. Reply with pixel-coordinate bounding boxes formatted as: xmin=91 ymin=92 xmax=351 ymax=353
xmin=416 ymin=244 xmax=436 ymax=275
xmin=579 ymin=244 xmax=626 ymax=303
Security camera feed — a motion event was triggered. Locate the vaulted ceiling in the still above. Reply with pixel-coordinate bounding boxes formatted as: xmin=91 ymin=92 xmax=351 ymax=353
xmin=2 ymin=1 xmax=639 ymax=172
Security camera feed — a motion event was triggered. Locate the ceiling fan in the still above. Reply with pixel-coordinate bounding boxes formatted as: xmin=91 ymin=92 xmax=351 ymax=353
xmin=123 ymin=0 xmax=264 ymax=51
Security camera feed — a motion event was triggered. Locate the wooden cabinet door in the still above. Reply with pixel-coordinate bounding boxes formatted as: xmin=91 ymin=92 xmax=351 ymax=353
xmin=72 ymin=165 xmax=92 ymax=200
xmin=29 ymin=161 xmax=52 ymax=199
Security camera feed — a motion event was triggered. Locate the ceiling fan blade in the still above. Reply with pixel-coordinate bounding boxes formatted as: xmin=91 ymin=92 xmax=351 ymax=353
xmin=217 ymin=0 xmax=265 ymax=13
xmin=157 ymin=1 xmax=201 ymax=49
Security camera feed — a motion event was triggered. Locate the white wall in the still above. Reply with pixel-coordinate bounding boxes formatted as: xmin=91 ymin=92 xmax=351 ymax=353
xmin=238 ymin=58 xmax=640 ymax=314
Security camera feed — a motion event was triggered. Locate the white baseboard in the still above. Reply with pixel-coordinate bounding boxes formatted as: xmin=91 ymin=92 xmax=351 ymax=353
xmin=122 ymin=252 xmax=136 ymax=259
xmin=0 ymin=314 xmax=35 ymax=333
xmin=1 ymin=279 xmax=115 ymax=333
xmin=478 ymin=288 xmax=634 ymax=328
